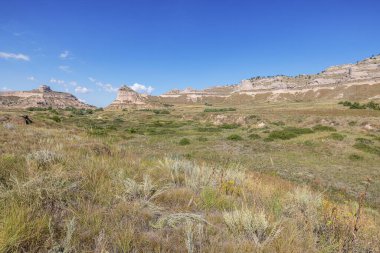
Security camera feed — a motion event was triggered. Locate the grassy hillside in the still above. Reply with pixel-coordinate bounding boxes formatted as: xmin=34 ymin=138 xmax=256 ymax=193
xmin=0 ymin=102 xmax=379 ymax=252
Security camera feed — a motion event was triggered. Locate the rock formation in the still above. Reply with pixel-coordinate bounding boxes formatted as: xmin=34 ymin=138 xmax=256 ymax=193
xmin=160 ymin=54 xmax=380 ymax=103
xmin=106 ymin=85 xmax=152 ymax=110
xmin=0 ymin=85 xmax=95 ymax=109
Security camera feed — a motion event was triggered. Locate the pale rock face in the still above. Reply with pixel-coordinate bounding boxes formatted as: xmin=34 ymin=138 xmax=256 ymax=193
xmin=238 ymin=80 xmax=253 ymax=91
xmin=159 ymin=54 xmax=380 ymax=103
xmin=107 ymin=85 xmax=150 ymax=109
xmin=0 ymin=85 xmax=94 ymax=109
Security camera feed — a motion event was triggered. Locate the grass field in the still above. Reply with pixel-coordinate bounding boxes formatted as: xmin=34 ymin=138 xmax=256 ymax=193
xmin=0 ymin=101 xmax=380 ymax=252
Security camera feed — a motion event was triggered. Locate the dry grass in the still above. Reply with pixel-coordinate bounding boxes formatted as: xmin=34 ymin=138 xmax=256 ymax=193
xmin=0 ymin=106 xmax=379 ymax=252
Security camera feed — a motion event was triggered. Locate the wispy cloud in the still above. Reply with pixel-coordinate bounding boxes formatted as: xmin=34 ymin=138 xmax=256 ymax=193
xmin=27 ymin=76 xmax=36 ymax=81
xmin=50 ymin=78 xmax=65 ymax=84
xmin=1 ymin=87 xmax=12 ymax=91
xmin=89 ymin=77 xmax=118 ymax=93
xmin=75 ymin=86 xmax=91 ymax=94
xmin=59 ymin=65 xmax=71 ymax=73
xmin=59 ymin=50 xmax=70 ymax=59
xmin=130 ymin=83 xmax=154 ymax=94
xmin=0 ymin=52 xmax=30 ymax=61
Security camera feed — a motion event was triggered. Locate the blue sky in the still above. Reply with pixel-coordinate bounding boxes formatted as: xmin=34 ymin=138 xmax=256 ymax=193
xmin=0 ymin=0 xmax=379 ymax=107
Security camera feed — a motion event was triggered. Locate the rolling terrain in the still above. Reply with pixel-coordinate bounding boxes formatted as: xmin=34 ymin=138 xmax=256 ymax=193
xmin=1 ymin=100 xmax=379 ymax=252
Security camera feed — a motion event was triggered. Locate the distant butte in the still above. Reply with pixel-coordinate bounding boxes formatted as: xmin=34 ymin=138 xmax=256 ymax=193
xmin=0 ymin=85 xmax=95 ymax=109
xmin=106 ymin=85 xmax=154 ymax=110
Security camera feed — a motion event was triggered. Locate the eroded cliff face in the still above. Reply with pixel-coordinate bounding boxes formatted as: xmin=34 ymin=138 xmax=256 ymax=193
xmin=0 ymin=85 xmax=95 ymax=109
xmin=106 ymin=85 xmax=152 ymax=109
xmin=160 ymin=55 xmax=380 ymax=103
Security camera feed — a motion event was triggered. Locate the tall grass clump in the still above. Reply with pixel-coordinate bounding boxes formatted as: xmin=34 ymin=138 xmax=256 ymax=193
xmin=26 ymin=150 xmax=63 ymax=169
xmin=223 ymin=209 xmax=282 ymax=248
xmin=159 ymin=158 xmax=245 ymax=192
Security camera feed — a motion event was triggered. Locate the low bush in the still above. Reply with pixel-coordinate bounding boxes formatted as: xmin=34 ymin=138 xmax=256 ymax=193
xmin=339 ymin=101 xmax=380 ymax=110
xmin=219 ymin=123 xmax=240 ymax=129
xmin=204 ymin=108 xmax=236 ymax=112
xmin=312 ymin=124 xmax=336 ymax=132
xmin=179 ymin=138 xmax=191 ymax=145
xmin=329 ymin=133 xmax=345 ymax=141
xmin=153 ymin=109 xmax=170 ymax=115
xmin=197 ymin=127 xmax=222 ymax=132
xmin=348 ymin=154 xmax=364 ymax=161
xmin=197 ymin=136 xmax=208 ymax=142
xmin=227 ymin=134 xmax=243 ymax=141
xmin=267 ymin=127 xmax=313 ymax=141
xmin=353 ymin=142 xmax=380 ymax=156
xmin=248 ymin=133 xmax=261 ymax=140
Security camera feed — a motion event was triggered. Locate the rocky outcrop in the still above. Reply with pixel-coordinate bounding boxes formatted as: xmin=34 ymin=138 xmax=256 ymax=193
xmin=160 ymin=54 xmax=380 ymax=103
xmin=106 ymin=85 xmax=152 ymax=110
xmin=0 ymin=85 xmax=94 ymax=109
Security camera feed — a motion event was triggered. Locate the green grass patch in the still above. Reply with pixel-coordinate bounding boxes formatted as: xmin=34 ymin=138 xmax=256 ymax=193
xmin=353 ymin=143 xmax=380 ymax=156
xmin=329 ymin=133 xmax=345 ymax=141
xmin=248 ymin=133 xmax=261 ymax=140
xmin=197 ymin=127 xmax=222 ymax=132
xmin=197 ymin=136 xmax=208 ymax=142
xmin=179 ymin=138 xmax=191 ymax=145
xmin=227 ymin=134 xmax=243 ymax=141
xmin=348 ymin=154 xmax=364 ymax=161
xmin=266 ymin=127 xmax=313 ymax=141
xmin=204 ymin=108 xmax=236 ymax=112
xmin=218 ymin=123 xmax=240 ymax=129
xmin=312 ymin=124 xmax=336 ymax=132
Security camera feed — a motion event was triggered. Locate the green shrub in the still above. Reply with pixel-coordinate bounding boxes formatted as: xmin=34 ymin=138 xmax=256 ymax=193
xmin=248 ymin=133 xmax=261 ymax=140
xmin=348 ymin=121 xmax=357 ymax=126
xmin=355 ymin=138 xmax=374 ymax=145
xmin=312 ymin=124 xmax=336 ymax=132
xmin=267 ymin=130 xmax=297 ymax=140
xmin=153 ymin=109 xmax=170 ymax=114
xmin=339 ymin=101 xmax=380 ymax=110
xmin=227 ymin=134 xmax=243 ymax=141
xmin=266 ymin=127 xmax=313 ymax=141
xmin=219 ymin=123 xmax=240 ymax=129
xmin=329 ymin=133 xmax=345 ymax=141
xmin=204 ymin=108 xmax=236 ymax=112
xmin=179 ymin=138 xmax=191 ymax=145
xmin=200 ymin=187 xmax=233 ymax=210
xmin=272 ymin=121 xmax=285 ymax=126
xmin=197 ymin=127 xmax=222 ymax=132
xmin=50 ymin=115 xmax=61 ymax=123
xmin=348 ymin=154 xmax=364 ymax=161
xmin=353 ymin=143 xmax=380 ymax=156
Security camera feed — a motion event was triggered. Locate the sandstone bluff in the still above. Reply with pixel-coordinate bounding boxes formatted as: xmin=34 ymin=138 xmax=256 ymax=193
xmin=0 ymin=85 xmax=94 ymax=109
xmin=1 ymin=54 xmax=380 ymax=109
xmin=160 ymin=54 xmax=380 ymax=103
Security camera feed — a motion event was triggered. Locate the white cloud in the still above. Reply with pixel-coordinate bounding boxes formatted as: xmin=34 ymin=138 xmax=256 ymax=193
xmin=130 ymin=83 xmax=154 ymax=94
xmin=78 ymin=98 xmax=87 ymax=103
xmin=50 ymin=78 xmax=65 ymax=84
xmin=27 ymin=76 xmax=36 ymax=81
xmin=59 ymin=50 xmax=70 ymax=59
xmin=75 ymin=86 xmax=91 ymax=94
xmin=0 ymin=52 xmax=30 ymax=61
xmin=89 ymin=77 xmax=118 ymax=93
xmin=1 ymin=87 xmax=12 ymax=91
xmin=59 ymin=65 xmax=71 ymax=73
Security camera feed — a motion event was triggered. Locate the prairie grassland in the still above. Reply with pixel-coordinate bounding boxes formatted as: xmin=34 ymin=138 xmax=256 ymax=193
xmin=0 ymin=101 xmax=380 ymax=252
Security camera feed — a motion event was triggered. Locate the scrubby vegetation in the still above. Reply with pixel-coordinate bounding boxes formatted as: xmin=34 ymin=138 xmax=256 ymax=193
xmin=1 ymin=101 xmax=380 ymax=252
xmin=204 ymin=108 xmax=236 ymax=112
xmin=265 ymin=127 xmax=313 ymax=141
xmin=339 ymin=101 xmax=380 ymax=110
